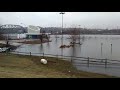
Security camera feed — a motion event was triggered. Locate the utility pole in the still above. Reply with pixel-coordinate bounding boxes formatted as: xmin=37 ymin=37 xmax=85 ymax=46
xmin=60 ymin=12 xmax=65 ymax=57
xmin=59 ymin=12 xmax=65 ymax=45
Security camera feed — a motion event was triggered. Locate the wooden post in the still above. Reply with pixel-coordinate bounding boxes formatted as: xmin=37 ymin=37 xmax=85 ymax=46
xmin=105 ymin=58 xmax=107 ymax=68
xmin=87 ymin=57 xmax=89 ymax=67
xmin=30 ymin=52 xmax=31 ymax=57
xmin=43 ymin=52 xmax=44 ymax=58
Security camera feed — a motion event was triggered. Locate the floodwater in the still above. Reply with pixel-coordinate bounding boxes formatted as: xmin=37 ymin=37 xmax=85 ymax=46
xmin=15 ymin=35 xmax=120 ymax=60
xmin=14 ymin=35 xmax=120 ymax=77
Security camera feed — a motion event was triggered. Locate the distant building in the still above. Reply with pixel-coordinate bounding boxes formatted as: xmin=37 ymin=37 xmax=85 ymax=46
xmin=26 ymin=25 xmax=41 ymax=39
xmin=0 ymin=24 xmax=27 ymax=40
xmin=2 ymin=34 xmax=26 ymax=40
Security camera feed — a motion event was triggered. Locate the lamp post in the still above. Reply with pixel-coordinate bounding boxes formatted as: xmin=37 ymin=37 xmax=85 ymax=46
xmin=59 ymin=12 xmax=65 ymax=58
xmin=59 ymin=12 xmax=65 ymax=45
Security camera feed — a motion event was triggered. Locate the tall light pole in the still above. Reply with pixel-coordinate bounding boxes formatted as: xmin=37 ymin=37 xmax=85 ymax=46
xmin=59 ymin=12 xmax=65 ymax=57
xmin=60 ymin=12 xmax=65 ymax=45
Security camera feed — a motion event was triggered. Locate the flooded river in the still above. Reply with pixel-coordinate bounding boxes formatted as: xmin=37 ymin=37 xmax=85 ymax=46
xmin=14 ymin=35 xmax=120 ymax=77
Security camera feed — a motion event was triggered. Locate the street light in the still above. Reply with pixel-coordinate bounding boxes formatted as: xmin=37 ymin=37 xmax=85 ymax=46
xmin=59 ymin=12 xmax=65 ymax=45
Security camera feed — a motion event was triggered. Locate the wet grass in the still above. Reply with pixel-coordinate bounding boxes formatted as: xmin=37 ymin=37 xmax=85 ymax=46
xmin=0 ymin=53 xmax=116 ymax=78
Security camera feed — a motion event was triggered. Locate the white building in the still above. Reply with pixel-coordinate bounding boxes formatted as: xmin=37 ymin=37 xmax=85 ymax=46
xmin=26 ymin=25 xmax=41 ymax=39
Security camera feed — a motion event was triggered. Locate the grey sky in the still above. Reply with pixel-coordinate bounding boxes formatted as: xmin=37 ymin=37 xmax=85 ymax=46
xmin=0 ymin=12 xmax=120 ymax=29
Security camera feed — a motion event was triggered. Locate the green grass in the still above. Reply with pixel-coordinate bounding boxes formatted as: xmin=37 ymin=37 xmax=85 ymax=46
xmin=0 ymin=53 xmax=116 ymax=78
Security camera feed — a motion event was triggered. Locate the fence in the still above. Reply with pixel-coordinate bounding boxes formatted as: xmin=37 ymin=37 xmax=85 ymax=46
xmin=5 ymin=51 xmax=120 ymax=68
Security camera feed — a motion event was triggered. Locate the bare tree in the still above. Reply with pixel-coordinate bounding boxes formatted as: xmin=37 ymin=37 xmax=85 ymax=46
xmin=69 ymin=27 xmax=81 ymax=44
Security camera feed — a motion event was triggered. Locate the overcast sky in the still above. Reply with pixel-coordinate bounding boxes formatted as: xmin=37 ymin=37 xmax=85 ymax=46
xmin=0 ymin=12 xmax=120 ymax=29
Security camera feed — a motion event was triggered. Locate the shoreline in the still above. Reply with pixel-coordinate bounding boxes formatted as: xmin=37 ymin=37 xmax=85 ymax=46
xmin=0 ymin=53 xmax=115 ymax=78
xmin=0 ymin=43 xmax=18 ymax=51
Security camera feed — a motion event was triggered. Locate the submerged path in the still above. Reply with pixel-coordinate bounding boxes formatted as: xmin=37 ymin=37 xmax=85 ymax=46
xmin=0 ymin=40 xmax=23 ymax=47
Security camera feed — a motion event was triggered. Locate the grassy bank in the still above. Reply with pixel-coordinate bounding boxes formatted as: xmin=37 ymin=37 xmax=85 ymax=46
xmin=0 ymin=53 xmax=115 ymax=78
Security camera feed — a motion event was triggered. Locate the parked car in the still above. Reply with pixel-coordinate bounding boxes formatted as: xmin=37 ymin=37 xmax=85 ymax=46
xmin=0 ymin=47 xmax=9 ymax=52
